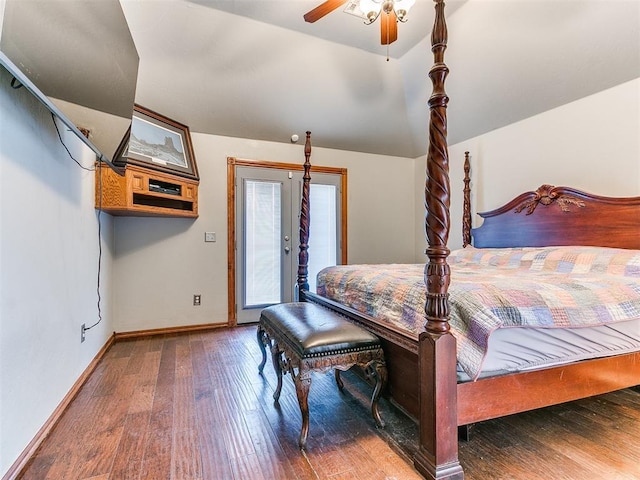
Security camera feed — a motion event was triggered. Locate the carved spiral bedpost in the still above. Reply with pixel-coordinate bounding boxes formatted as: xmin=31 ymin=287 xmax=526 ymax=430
xmin=414 ymin=1 xmax=464 ymax=479
xmin=424 ymin=0 xmax=451 ymax=336
xmin=297 ymin=131 xmax=312 ymax=295
xmin=462 ymin=151 xmax=472 ymax=247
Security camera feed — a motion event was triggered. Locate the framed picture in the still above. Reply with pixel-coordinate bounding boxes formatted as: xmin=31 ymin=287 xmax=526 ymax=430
xmin=115 ymin=104 xmax=199 ymax=180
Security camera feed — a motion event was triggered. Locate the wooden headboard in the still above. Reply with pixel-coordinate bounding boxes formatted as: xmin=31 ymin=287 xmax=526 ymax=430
xmin=471 ymin=184 xmax=640 ymax=249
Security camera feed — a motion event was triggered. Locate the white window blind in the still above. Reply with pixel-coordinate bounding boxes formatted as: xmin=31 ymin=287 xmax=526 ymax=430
xmin=244 ymin=180 xmax=281 ymax=306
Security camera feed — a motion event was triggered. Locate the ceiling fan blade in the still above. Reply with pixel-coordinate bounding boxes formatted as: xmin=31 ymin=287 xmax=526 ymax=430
xmin=303 ymin=0 xmax=347 ymax=23
xmin=380 ymin=10 xmax=398 ymax=45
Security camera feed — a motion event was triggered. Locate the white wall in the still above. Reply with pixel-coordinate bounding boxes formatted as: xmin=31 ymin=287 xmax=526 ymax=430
xmin=116 ymin=77 xmax=640 ymax=333
xmin=113 ymin=134 xmax=417 ymax=332
xmin=415 ymin=78 xmax=640 ymax=261
xmin=0 ymin=67 xmax=114 ymax=476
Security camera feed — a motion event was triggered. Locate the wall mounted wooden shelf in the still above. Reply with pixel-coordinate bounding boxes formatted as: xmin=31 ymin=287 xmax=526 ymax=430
xmin=96 ymin=164 xmax=199 ymax=217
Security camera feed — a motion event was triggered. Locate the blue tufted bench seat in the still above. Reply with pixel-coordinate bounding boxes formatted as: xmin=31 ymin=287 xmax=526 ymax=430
xmin=257 ymin=301 xmax=387 ymax=449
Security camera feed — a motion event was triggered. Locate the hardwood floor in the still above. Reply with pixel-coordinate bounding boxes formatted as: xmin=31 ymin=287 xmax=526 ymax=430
xmin=17 ymin=326 xmax=640 ymax=480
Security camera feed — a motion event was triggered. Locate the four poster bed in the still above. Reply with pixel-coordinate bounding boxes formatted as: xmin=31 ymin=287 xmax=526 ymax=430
xmin=293 ymin=1 xmax=640 ymax=479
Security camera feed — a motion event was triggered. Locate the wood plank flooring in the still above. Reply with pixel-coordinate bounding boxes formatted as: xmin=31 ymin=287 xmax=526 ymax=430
xmin=17 ymin=326 xmax=640 ymax=480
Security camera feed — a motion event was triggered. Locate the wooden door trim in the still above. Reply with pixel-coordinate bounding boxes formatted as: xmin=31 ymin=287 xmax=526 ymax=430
xmin=227 ymin=156 xmax=348 ymax=326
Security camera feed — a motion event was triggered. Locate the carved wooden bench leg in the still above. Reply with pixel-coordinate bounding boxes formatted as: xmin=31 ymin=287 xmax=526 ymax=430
xmin=257 ymin=326 xmax=286 ymax=404
xmin=335 ymin=369 xmax=344 ymax=391
xmin=271 ymin=341 xmax=284 ymax=403
xmin=335 ymin=361 xmax=387 ymax=429
xmin=366 ymin=359 xmax=387 ymax=428
xmin=257 ymin=326 xmax=269 ymax=374
xmin=292 ymin=364 xmax=312 ymax=449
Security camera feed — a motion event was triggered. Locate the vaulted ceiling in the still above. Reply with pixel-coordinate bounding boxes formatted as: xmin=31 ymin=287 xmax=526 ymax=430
xmin=120 ymin=0 xmax=640 ymax=158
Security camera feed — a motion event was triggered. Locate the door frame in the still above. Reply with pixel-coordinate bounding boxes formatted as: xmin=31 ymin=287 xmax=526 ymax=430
xmin=227 ymin=156 xmax=348 ymax=326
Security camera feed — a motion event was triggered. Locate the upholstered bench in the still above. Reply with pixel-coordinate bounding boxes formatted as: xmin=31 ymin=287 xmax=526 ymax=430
xmin=257 ymin=302 xmax=387 ymax=449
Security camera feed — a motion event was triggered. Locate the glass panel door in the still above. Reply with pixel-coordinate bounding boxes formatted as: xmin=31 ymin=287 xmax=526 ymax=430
xmin=236 ymin=167 xmax=293 ymax=324
xmin=235 ymin=166 xmax=342 ymax=324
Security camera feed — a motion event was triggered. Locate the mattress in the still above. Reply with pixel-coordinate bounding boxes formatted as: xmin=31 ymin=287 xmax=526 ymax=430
xmin=463 ymin=317 xmax=640 ymax=381
xmin=316 ymin=246 xmax=640 ymax=381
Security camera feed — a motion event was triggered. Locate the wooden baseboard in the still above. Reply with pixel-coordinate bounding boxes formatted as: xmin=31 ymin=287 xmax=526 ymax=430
xmin=2 ymin=333 xmax=116 ymax=480
xmin=113 ymin=322 xmax=227 ymax=341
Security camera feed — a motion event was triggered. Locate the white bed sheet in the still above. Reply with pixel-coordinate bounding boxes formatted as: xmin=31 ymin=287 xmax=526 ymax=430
xmin=461 ymin=317 xmax=640 ymax=381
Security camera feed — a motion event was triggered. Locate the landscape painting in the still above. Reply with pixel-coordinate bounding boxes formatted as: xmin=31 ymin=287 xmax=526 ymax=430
xmin=119 ymin=104 xmax=199 ymax=180
xmin=129 ymin=116 xmax=187 ymax=168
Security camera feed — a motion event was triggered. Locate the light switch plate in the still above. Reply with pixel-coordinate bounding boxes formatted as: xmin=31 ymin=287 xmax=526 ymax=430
xmin=204 ymin=232 xmax=216 ymax=242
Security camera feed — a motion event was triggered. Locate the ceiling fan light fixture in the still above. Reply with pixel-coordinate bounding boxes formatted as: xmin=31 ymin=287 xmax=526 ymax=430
xmin=303 ymin=0 xmax=405 ymax=46
xmin=392 ymin=0 xmax=415 ymax=22
xmin=358 ymin=0 xmax=414 ymax=24
xmin=359 ymin=0 xmax=382 ymax=23
xmin=365 ymin=11 xmax=380 ymax=24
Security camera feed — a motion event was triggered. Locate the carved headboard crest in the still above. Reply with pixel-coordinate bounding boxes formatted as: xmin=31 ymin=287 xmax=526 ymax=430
xmin=514 ymin=184 xmax=586 ymax=215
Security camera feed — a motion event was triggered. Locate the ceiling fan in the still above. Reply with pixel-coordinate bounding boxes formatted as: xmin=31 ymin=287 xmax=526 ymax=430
xmin=303 ymin=0 xmax=416 ymax=45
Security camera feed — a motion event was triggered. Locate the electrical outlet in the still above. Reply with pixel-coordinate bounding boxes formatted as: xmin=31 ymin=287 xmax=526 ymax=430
xmin=204 ymin=232 xmax=216 ymax=242
xmin=81 ymin=324 xmax=86 ymax=343
xmin=193 ymin=294 xmax=201 ymax=306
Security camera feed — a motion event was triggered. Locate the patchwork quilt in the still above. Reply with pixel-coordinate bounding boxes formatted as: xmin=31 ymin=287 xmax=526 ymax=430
xmin=316 ymin=246 xmax=640 ymax=380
